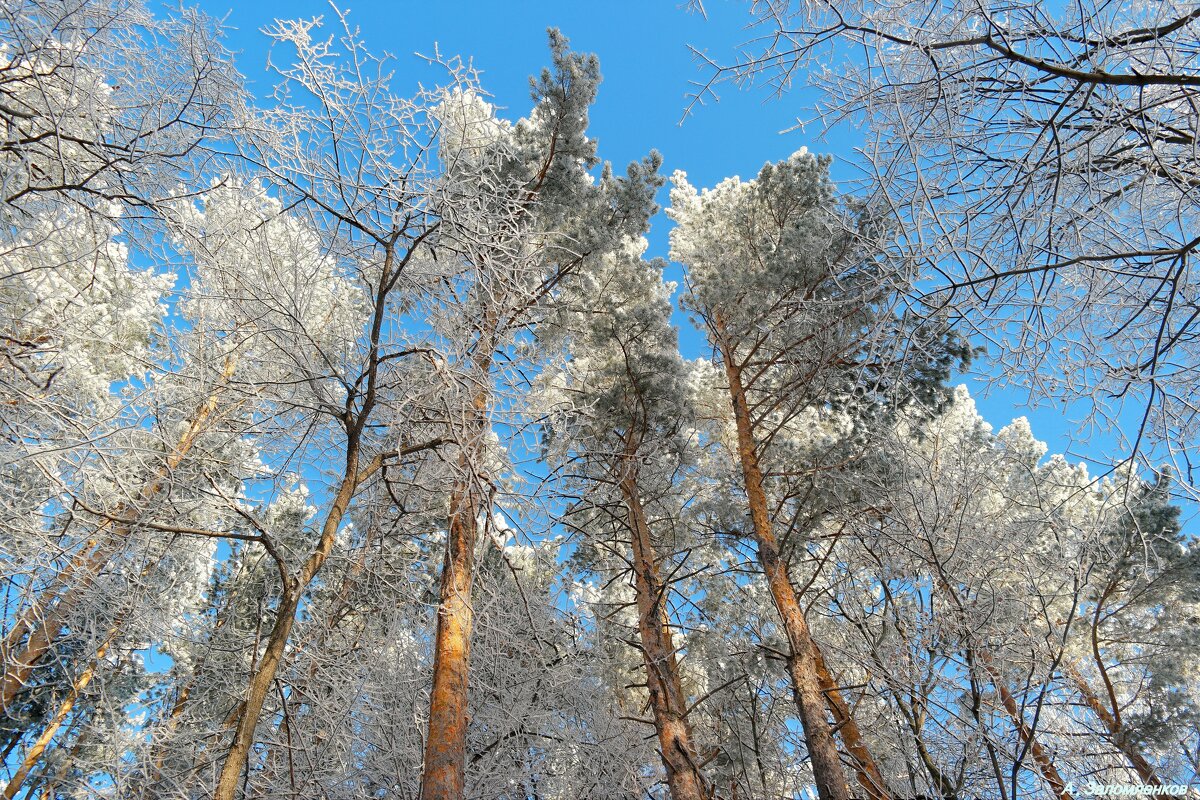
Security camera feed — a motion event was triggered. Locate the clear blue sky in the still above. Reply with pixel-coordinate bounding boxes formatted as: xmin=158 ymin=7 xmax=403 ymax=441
xmin=194 ymin=0 xmax=1151 ymax=494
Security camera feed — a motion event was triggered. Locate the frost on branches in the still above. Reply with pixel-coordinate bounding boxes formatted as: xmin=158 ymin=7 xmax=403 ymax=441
xmin=690 ymin=0 xmax=1200 ymax=485
xmin=0 ymin=4 xmax=1196 ymax=800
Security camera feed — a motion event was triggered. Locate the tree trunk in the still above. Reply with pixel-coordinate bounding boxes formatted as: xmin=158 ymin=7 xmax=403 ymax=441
xmin=619 ymin=458 xmax=711 ymax=800
xmin=974 ymin=650 xmax=1074 ymax=800
xmin=1 ymin=351 xmax=240 ymax=715
xmin=211 ymin=445 xmax=361 ymax=800
xmin=419 ymin=332 xmax=501 ymax=800
xmin=419 ymin=476 xmax=479 ymax=800
xmin=1062 ymin=661 xmax=1160 ymax=785
xmin=716 ymin=329 xmax=854 ymax=800
xmin=255 ymin=524 xmax=380 ymax=782
xmin=1 ymin=637 xmax=109 ymax=800
xmin=4 ymin=545 xmax=179 ymax=799
xmin=812 ymin=644 xmax=893 ymax=800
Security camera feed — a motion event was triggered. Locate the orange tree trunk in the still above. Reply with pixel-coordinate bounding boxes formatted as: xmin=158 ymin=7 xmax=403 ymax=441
xmin=718 ymin=341 xmax=855 ymax=800
xmin=419 ymin=477 xmax=480 ymax=800
xmin=1063 ymin=661 xmax=1160 ymax=786
xmin=812 ymin=644 xmax=893 ymax=800
xmin=420 ymin=360 xmax=495 ymax=800
xmin=619 ymin=463 xmax=712 ymax=800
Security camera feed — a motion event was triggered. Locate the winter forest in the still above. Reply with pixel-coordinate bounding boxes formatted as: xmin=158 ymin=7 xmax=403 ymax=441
xmin=1 ymin=1 xmax=1198 ymax=799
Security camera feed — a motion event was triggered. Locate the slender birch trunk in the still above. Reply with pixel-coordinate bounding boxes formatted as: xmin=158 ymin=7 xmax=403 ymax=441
xmin=893 ymin=692 xmax=959 ymax=800
xmin=931 ymin=566 xmax=1073 ymax=800
xmin=211 ymin=445 xmax=363 ymax=800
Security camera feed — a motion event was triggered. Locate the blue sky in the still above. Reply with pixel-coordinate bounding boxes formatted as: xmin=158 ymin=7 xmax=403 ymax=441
xmin=192 ymin=0 xmax=1151 ymax=496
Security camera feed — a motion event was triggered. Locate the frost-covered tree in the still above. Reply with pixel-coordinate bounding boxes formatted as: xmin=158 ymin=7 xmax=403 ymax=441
xmin=540 ymin=240 xmax=718 ymax=800
xmin=0 ymin=199 xmax=173 ymax=711
xmin=0 ymin=0 xmax=242 ymax=213
xmin=1068 ymin=475 xmax=1199 ymax=781
xmin=0 ymin=176 xmax=352 ymax=797
xmin=833 ymin=386 xmax=1198 ymax=798
xmin=0 ymin=4 xmax=245 ymax=778
xmin=71 ymin=15 xmax=662 ymax=800
xmin=399 ymin=30 xmax=661 ymax=800
xmin=2 ymin=2 xmax=1195 ymax=799
xmin=688 ymin=0 xmax=1200 ymax=481
xmin=669 ymin=148 xmax=966 ymax=800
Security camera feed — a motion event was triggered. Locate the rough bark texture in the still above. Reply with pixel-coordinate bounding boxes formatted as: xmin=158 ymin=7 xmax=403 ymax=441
xmin=419 ymin=478 xmax=479 ymax=800
xmin=420 ymin=365 xmax=492 ymax=800
xmin=717 ymin=333 xmax=854 ymax=800
xmin=619 ymin=454 xmax=711 ymax=800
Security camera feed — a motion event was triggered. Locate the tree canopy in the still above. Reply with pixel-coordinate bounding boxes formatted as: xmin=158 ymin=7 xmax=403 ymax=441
xmin=0 ymin=2 xmax=1196 ymax=799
